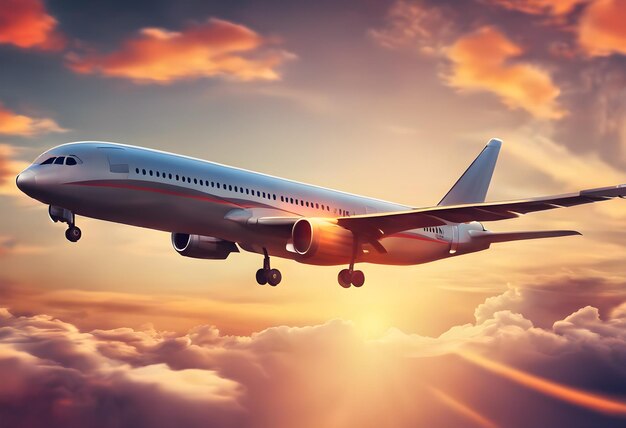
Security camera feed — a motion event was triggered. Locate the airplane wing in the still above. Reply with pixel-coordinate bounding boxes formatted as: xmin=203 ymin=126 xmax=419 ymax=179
xmin=337 ymin=184 xmax=626 ymax=237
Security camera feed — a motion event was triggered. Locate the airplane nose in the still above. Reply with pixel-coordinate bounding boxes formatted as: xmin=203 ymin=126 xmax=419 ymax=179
xmin=16 ymin=169 xmax=37 ymax=194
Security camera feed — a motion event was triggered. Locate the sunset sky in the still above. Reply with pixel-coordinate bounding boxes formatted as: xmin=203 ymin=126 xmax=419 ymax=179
xmin=1 ymin=0 xmax=626 ymax=426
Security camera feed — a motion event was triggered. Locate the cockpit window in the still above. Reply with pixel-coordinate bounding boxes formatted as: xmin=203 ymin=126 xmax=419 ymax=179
xmin=40 ymin=157 xmax=56 ymax=165
xmin=39 ymin=154 xmax=81 ymax=166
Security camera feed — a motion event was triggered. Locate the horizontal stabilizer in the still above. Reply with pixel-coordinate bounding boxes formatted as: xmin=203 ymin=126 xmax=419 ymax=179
xmin=468 ymin=229 xmax=581 ymax=244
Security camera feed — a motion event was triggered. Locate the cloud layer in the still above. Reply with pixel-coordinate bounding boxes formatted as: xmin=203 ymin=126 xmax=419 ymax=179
xmin=2 ymin=283 xmax=626 ymax=427
xmin=67 ymin=18 xmax=292 ymax=84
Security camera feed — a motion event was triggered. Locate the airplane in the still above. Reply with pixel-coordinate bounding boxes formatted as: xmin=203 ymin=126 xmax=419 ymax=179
xmin=15 ymin=138 xmax=626 ymax=288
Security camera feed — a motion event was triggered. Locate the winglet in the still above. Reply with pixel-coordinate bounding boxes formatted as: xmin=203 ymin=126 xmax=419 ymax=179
xmin=438 ymin=138 xmax=502 ymax=206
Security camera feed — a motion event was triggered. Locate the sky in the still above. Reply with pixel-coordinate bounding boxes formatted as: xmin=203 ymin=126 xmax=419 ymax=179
xmin=0 ymin=0 xmax=625 ymax=426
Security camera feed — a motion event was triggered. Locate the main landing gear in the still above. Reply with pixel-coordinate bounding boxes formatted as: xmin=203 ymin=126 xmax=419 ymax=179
xmin=256 ymin=248 xmax=282 ymax=286
xmin=49 ymin=206 xmax=82 ymax=243
xmin=338 ymin=237 xmax=365 ymax=288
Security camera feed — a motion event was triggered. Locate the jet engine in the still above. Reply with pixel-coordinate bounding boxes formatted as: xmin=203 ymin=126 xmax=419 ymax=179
xmin=291 ymin=218 xmax=354 ymax=265
xmin=171 ymin=233 xmax=239 ymax=259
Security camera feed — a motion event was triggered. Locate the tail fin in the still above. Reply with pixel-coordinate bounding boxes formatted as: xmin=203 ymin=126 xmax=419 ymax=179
xmin=438 ymin=138 xmax=502 ymax=206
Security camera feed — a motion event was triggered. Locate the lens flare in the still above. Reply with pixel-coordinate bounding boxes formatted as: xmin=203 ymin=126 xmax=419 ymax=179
xmin=460 ymin=351 xmax=626 ymax=416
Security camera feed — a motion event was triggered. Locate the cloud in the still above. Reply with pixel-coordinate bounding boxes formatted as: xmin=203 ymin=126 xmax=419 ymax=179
xmin=2 ymin=280 xmax=626 ymax=427
xmin=474 ymin=277 xmax=626 ymax=328
xmin=368 ymin=0 xmax=457 ymax=55
xmin=66 ymin=18 xmax=293 ymax=84
xmin=0 ymin=104 xmax=67 ymax=136
xmin=0 ymin=0 xmax=65 ymax=50
xmin=578 ymin=0 xmax=626 ymax=56
xmin=547 ymin=60 xmax=626 ymax=171
xmin=445 ymin=26 xmax=566 ymax=120
xmin=483 ymin=0 xmax=585 ymax=16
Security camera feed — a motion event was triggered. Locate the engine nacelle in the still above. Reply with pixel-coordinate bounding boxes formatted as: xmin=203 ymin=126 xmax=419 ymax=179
xmin=450 ymin=222 xmax=490 ymax=255
xmin=291 ymin=218 xmax=354 ymax=265
xmin=171 ymin=233 xmax=239 ymax=259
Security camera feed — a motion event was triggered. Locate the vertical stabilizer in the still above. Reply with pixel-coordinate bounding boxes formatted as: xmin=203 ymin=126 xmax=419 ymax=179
xmin=438 ymin=138 xmax=502 ymax=206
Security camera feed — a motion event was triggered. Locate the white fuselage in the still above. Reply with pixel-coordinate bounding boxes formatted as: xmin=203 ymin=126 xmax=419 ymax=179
xmin=16 ymin=142 xmax=483 ymax=266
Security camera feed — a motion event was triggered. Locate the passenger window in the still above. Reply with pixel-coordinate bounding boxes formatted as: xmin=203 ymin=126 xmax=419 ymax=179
xmin=257 ymin=191 xmax=260 ymax=197
xmin=156 ymin=171 xmax=160 ymax=177
xmin=149 ymin=170 xmax=153 ymax=176
xmin=54 ymin=157 xmax=65 ymax=165
xmin=169 ymin=173 xmax=172 ymax=179
xmin=194 ymin=178 xmax=197 ymax=184
xmin=290 ymin=198 xmax=294 ymax=204
xmin=65 ymin=157 xmax=77 ymax=166
xmin=211 ymin=182 xmax=215 ymax=187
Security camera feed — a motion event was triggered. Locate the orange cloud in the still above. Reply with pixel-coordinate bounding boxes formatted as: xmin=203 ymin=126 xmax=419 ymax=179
xmin=0 ymin=0 xmax=64 ymax=50
xmin=578 ymin=0 xmax=626 ymax=56
xmin=66 ymin=18 xmax=292 ymax=84
xmin=484 ymin=0 xmax=584 ymax=15
xmin=446 ymin=26 xmax=566 ymax=119
xmin=0 ymin=104 xmax=66 ymax=136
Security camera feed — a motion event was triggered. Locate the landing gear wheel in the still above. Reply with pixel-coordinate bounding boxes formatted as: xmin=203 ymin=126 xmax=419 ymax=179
xmin=256 ymin=268 xmax=268 ymax=285
xmin=351 ymin=270 xmax=365 ymax=287
xmin=338 ymin=269 xmax=352 ymax=288
xmin=65 ymin=226 xmax=82 ymax=243
xmin=267 ymin=269 xmax=282 ymax=286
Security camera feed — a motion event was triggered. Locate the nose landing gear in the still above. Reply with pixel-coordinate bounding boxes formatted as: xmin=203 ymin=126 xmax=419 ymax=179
xmin=65 ymin=225 xmax=82 ymax=243
xmin=256 ymin=248 xmax=282 ymax=286
xmin=49 ymin=206 xmax=82 ymax=243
